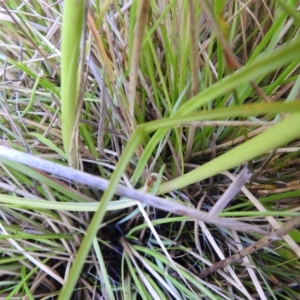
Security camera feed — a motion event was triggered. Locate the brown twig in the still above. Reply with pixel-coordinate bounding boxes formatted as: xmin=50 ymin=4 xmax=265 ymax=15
xmin=200 ymin=216 xmax=300 ymax=278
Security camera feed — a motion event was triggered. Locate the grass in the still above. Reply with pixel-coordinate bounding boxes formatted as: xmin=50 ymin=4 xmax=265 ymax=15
xmin=0 ymin=0 xmax=300 ymax=299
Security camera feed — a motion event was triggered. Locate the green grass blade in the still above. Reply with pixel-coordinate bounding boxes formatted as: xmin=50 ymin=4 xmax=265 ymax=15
xmin=60 ymin=0 xmax=85 ymax=168
xmin=159 ymin=112 xmax=300 ymax=193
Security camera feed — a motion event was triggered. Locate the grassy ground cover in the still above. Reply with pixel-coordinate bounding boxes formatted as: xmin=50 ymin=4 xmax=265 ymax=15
xmin=0 ymin=0 xmax=300 ymax=299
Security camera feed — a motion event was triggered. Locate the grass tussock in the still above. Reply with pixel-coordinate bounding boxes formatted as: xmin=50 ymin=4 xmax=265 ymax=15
xmin=0 ymin=0 xmax=300 ymax=299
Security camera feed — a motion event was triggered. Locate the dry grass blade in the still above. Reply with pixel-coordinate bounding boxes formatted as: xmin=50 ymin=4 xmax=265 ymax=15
xmin=0 ymin=223 xmax=65 ymax=285
xmin=198 ymin=221 xmax=252 ymax=299
xmin=87 ymin=7 xmax=114 ymax=77
xmin=208 ymin=166 xmax=252 ymax=218
xmin=0 ymin=145 xmax=267 ymax=234
xmin=230 ymin=230 xmax=267 ymax=300
xmin=128 ymin=0 xmax=150 ymax=129
xmin=225 ymin=171 xmax=300 ymax=258
xmin=200 ymin=216 xmax=300 ymax=278
xmin=184 ymin=0 xmax=200 ymax=161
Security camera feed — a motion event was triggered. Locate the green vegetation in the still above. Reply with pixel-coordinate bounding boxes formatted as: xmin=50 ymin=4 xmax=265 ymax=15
xmin=0 ymin=0 xmax=299 ymax=299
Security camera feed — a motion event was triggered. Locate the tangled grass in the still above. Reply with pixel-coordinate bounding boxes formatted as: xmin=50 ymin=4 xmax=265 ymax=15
xmin=0 ymin=0 xmax=300 ymax=299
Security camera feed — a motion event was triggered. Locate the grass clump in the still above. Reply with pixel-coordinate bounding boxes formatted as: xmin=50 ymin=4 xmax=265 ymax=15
xmin=0 ymin=0 xmax=300 ymax=299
